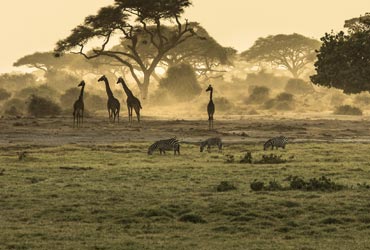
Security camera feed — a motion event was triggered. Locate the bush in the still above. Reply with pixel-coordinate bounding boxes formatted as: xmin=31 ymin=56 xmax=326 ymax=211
xmin=334 ymin=105 xmax=363 ymax=116
xmin=0 ymin=88 xmax=11 ymax=101
xmin=285 ymin=175 xmax=345 ymax=191
xmin=246 ymin=86 xmax=270 ymax=104
xmin=240 ymin=152 xmax=252 ymax=163
xmin=27 ymin=95 xmax=61 ymax=117
xmin=16 ymin=85 xmax=60 ymax=100
xmin=250 ymin=180 xmax=265 ymax=191
xmin=245 ymin=70 xmax=289 ymax=89
xmin=158 ymin=63 xmax=201 ymax=102
xmin=179 ymin=213 xmax=206 ymax=223
xmin=213 ymin=97 xmax=234 ymax=112
xmin=85 ymin=94 xmax=106 ymax=112
xmin=3 ymin=98 xmax=26 ymax=116
xmin=60 ymin=88 xmax=80 ymax=108
xmin=263 ymin=92 xmax=295 ymax=111
xmin=254 ymin=154 xmax=287 ymax=164
xmin=285 ymin=78 xmax=314 ymax=95
xmin=216 ymin=181 xmax=237 ymax=192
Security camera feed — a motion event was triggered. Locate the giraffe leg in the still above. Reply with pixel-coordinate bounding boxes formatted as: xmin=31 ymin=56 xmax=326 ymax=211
xmin=134 ymin=106 xmax=140 ymax=123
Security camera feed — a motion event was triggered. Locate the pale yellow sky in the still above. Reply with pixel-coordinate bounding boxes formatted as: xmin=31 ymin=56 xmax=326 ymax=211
xmin=0 ymin=0 xmax=369 ymax=73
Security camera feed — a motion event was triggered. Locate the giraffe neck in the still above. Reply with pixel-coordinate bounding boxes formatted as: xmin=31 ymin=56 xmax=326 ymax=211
xmin=120 ymin=81 xmax=134 ymax=98
xmin=103 ymin=78 xmax=114 ymax=98
xmin=79 ymin=85 xmax=85 ymax=99
xmin=209 ymin=89 xmax=213 ymax=101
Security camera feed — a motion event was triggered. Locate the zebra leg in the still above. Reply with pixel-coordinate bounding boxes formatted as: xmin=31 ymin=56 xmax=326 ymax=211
xmin=207 ymin=145 xmax=211 ymax=153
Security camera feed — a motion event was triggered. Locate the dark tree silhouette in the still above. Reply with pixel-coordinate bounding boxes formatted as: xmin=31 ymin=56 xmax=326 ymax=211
xmin=241 ymin=33 xmax=321 ymax=78
xmin=55 ymin=0 xmax=200 ymax=99
xmin=311 ymin=13 xmax=370 ymax=94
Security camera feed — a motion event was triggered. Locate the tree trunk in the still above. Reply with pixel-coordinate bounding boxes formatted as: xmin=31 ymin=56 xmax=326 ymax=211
xmin=140 ymin=74 xmax=150 ymax=100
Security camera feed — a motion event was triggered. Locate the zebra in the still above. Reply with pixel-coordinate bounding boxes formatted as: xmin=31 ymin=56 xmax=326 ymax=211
xmin=200 ymin=137 xmax=223 ymax=152
xmin=263 ymin=136 xmax=288 ymax=150
xmin=148 ymin=138 xmax=180 ymax=155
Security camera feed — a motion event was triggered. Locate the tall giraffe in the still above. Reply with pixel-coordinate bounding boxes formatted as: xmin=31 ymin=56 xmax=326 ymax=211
xmin=98 ymin=75 xmax=120 ymax=123
xmin=206 ymin=85 xmax=215 ymax=130
xmin=116 ymin=77 xmax=142 ymax=123
xmin=73 ymin=80 xmax=85 ymax=128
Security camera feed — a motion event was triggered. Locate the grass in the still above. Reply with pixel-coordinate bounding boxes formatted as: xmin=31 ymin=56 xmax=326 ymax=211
xmin=1 ymin=142 xmax=370 ymax=249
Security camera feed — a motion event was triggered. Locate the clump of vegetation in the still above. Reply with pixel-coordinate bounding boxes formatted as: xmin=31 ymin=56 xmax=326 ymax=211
xmin=224 ymin=154 xmax=235 ymax=163
xmin=179 ymin=213 xmax=206 ymax=224
xmin=285 ymin=175 xmax=345 ymax=191
xmin=246 ymin=86 xmax=270 ymax=104
xmin=3 ymin=98 xmax=26 ymax=116
xmin=284 ymin=78 xmax=314 ymax=95
xmin=353 ymin=92 xmax=370 ymax=107
xmin=0 ymin=88 xmax=11 ymax=101
xmin=213 ymin=97 xmax=234 ymax=112
xmin=263 ymin=92 xmax=295 ymax=110
xmin=158 ymin=63 xmax=201 ymax=102
xmin=251 ymin=176 xmax=345 ymax=192
xmin=254 ymin=154 xmax=287 ymax=164
xmin=216 ymin=181 xmax=237 ymax=192
xmin=60 ymin=88 xmax=80 ymax=108
xmin=334 ymin=105 xmax=363 ymax=116
xmin=27 ymin=95 xmax=61 ymax=117
xmin=16 ymin=85 xmax=60 ymax=100
xmin=85 ymin=94 xmax=106 ymax=112
xmin=245 ymin=70 xmax=289 ymax=89
xmin=250 ymin=180 xmax=265 ymax=191
xmin=239 ymin=152 xmax=252 ymax=163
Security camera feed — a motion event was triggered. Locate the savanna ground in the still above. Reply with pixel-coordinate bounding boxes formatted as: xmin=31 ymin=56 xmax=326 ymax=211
xmin=2 ymin=115 xmax=370 ymax=249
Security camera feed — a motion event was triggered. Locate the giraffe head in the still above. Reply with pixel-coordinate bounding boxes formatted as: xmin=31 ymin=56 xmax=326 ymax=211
xmin=98 ymin=75 xmax=107 ymax=82
xmin=206 ymin=85 xmax=213 ymax=92
xmin=116 ymin=77 xmax=125 ymax=85
xmin=78 ymin=80 xmax=85 ymax=87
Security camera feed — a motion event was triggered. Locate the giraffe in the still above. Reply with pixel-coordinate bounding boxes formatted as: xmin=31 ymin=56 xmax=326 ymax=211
xmin=206 ymin=84 xmax=215 ymax=130
xmin=98 ymin=75 xmax=120 ymax=123
xmin=116 ymin=77 xmax=142 ymax=123
xmin=73 ymin=80 xmax=85 ymax=128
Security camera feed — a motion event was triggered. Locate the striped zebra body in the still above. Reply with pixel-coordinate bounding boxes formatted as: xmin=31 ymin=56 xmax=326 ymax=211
xmin=263 ymin=136 xmax=288 ymax=150
xmin=148 ymin=138 xmax=180 ymax=155
xmin=200 ymin=137 xmax=223 ymax=152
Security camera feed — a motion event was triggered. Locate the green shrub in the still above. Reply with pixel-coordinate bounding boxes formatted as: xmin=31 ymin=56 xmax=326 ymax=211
xmin=250 ymin=180 xmax=265 ymax=191
xmin=334 ymin=105 xmax=362 ymax=116
xmin=240 ymin=152 xmax=252 ymax=163
xmin=285 ymin=78 xmax=314 ymax=95
xmin=216 ymin=181 xmax=237 ymax=192
xmin=254 ymin=154 xmax=287 ymax=164
xmin=246 ymin=86 xmax=270 ymax=104
xmin=179 ymin=213 xmax=206 ymax=223
xmin=213 ymin=97 xmax=234 ymax=112
xmin=0 ymin=88 xmax=11 ymax=101
xmin=27 ymin=95 xmax=61 ymax=117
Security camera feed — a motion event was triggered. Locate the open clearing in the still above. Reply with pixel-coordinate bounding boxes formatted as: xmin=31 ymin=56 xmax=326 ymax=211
xmin=1 ymin=116 xmax=370 ymax=249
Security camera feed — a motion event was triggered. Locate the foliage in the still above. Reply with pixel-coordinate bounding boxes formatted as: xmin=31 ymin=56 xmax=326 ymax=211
xmin=334 ymin=105 xmax=363 ymax=116
xmin=85 ymin=94 xmax=106 ymax=111
xmin=27 ymin=95 xmax=62 ymax=117
xmin=285 ymin=175 xmax=345 ymax=191
xmin=3 ymin=98 xmax=26 ymax=116
xmin=353 ymin=92 xmax=370 ymax=106
xmin=246 ymin=86 xmax=270 ymax=104
xmin=60 ymin=88 xmax=80 ymax=108
xmin=242 ymin=34 xmax=321 ymax=77
xmin=55 ymin=0 xmax=197 ymax=98
xmin=159 ymin=63 xmax=201 ymax=102
xmin=213 ymin=97 xmax=234 ymax=112
xmin=284 ymin=78 xmax=314 ymax=95
xmin=263 ymin=92 xmax=295 ymax=111
xmin=216 ymin=181 xmax=237 ymax=192
xmin=311 ymin=14 xmax=370 ymax=94
xmin=239 ymin=152 xmax=252 ymax=163
xmin=44 ymin=70 xmax=80 ymax=92
xmin=254 ymin=154 xmax=287 ymax=164
xmin=0 ymin=73 xmax=37 ymax=91
xmin=179 ymin=213 xmax=206 ymax=224
xmin=250 ymin=180 xmax=265 ymax=191
xmin=15 ymin=85 xmax=60 ymax=100
xmin=0 ymin=88 xmax=11 ymax=101
xmin=245 ymin=70 xmax=289 ymax=89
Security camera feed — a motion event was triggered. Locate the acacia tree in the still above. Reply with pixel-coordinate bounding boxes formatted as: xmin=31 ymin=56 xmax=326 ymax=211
xmin=311 ymin=13 xmax=370 ymax=94
xmin=241 ymin=33 xmax=321 ymax=78
xmin=55 ymin=0 xmax=199 ymax=99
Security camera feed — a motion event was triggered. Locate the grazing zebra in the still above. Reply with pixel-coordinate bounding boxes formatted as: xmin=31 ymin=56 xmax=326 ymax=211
xmin=263 ymin=136 xmax=288 ymax=150
xmin=200 ymin=137 xmax=223 ymax=152
xmin=148 ymin=138 xmax=180 ymax=155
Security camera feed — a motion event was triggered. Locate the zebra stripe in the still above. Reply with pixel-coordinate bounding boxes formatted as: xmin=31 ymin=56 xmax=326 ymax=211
xmin=148 ymin=138 xmax=180 ymax=155
xmin=200 ymin=137 xmax=223 ymax=152
xmin=263 ymin=136 xmax=288 ymax=150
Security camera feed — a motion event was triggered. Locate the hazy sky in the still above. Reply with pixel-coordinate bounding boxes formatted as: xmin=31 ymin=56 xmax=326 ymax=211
xmin=1 ymin=0 xmax=369 ymax=73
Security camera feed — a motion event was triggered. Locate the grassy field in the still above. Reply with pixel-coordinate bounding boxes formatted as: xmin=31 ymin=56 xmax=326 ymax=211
xmin=2 ymin=135 xmax=370 ymax=249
